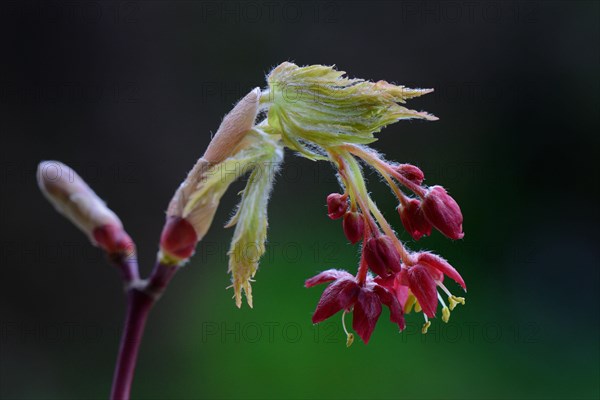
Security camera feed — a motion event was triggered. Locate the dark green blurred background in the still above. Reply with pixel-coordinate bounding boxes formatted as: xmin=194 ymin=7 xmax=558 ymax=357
xmin=1 ymin=1 xmax=598 ymax=398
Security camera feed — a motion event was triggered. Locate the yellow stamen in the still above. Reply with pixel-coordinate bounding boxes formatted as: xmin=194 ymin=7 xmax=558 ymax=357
xmin=414 ymin=301 xmax=422 ymax=313
xmin=404 ymin=295 xmax=416 ymax=313
xmin=442 ymin=306 xmax=450 ymax=323
xmin=421 ymin=320 xmax=431 ymax=334
xmin=448 ymin=295 xmax=466 ymax=311
xmin=346 ymin=333 xmax=354 ymax=347
xmin=342 ymin=310 xmax=354 ymax=348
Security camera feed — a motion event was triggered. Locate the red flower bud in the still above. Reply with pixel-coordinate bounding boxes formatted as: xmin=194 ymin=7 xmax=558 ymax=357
xmin=398 ymin=198 xmax=432 ymax=241
xmin=160 ymin=216 xmax=198 ymax=261
xmin=327 ymin=193 xmax=348 ymax=220
xmin=421 ymin=185 xmax=464 ymax=240
xmin=364 ymin=235 xmax=402 ymax=277
xmin=343 ymin=212 xmax=364 ymax=244
xmin=396 ymin=164 xmax=424 ymax=186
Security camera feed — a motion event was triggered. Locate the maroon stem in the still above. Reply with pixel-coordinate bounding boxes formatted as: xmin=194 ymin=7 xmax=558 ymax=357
xmin=110 ymin=288 xmax=153 ymax=400
xmin=110 ymin=263 xmax=179 ymax=400
xmin=112 ymin=254 xmax=140 ymax=284
xmin=356 ymin=228 xmax=370 ymax=285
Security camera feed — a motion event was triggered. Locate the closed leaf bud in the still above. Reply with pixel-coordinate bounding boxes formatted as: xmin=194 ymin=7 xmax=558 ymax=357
xmin=364 ymin=235 xmax=402 ymax=277
xmin=421 ymin=185 xmax=464 ymax=240
xmin=202 ymin=88 xmax=261 ymax=164
xmin=327 ymin=193 xmax=348 ymax=220
xmin=342 ymin=212 xmax=364 ymax=244
xmin=398 ymin=198 xmax=432 ymax=241
xmin=162 ymin=88 xmax=262 ymax=265
xmin=37 ymin=161 xmax=132 ymax=254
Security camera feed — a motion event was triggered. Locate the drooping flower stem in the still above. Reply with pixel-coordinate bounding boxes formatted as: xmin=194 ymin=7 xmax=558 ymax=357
xmin=332 ymin=150 xmax=378 ymax=232
xmin=356 ymin=156 xmax=410 ymax=208
xmin=356 ymin=232 xmax=370 ymax=285
xmin=379 ymin=169 xmax=410 ymax=207
xmin=339 ymin=150 xmax=414 ymax=265
xmin=344 ymin=144 xmax=427 ymax=198
xmin=366 ymin=196 xmax=414 ymax=265
xmin=332 ymin=153 xmax=360 ymax=213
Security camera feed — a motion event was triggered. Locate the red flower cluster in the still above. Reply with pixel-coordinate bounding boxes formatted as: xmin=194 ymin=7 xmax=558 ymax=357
xmin=308 ymin=157 xmax=466 ymax=345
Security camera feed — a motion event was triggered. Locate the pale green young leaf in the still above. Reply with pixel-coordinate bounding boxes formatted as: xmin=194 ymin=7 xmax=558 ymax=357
xmin=263 ymin=62 xmax=436 ymax=157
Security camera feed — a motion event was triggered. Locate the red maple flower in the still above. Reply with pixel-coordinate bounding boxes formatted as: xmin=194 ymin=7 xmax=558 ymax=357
xmin=385 ymin=252 xmax=467 ymax=332
xmin=306 ymin=269 xmax=405 ymax=344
